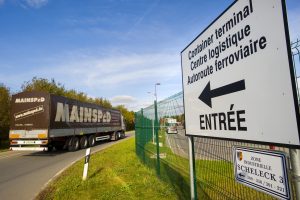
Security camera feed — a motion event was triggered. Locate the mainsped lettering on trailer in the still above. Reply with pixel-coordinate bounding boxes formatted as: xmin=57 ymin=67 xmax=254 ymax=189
xmin=54 ymin=102 xmax=111 ymax=123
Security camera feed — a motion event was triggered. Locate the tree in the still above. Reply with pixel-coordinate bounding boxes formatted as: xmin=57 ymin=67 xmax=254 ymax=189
xmin=115 ymin=105 xmax=135 ymax=131
xmin=94 ymin=97 xmax=112 ymax=108
xmin=21 ymin=77 xmax=113 ymax=108
xmin=0 ymin=84 xmax=11 ymax=143
xmin=21 ymin=77 xmax=65 ymax=96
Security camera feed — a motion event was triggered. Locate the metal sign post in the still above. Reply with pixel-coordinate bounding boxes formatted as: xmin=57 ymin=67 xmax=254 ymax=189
xmin=188 ymin=136 xmax=197 ymax=200
xmin=289 ymin=149 xmax=300 ymax=199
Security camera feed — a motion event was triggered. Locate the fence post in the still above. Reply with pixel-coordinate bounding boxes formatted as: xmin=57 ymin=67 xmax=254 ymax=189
xmin=135 ymin=112 xmax=139 ymax=155
xmin=188 ymin=136 xmax=197 ymax=200
xmin=141 ymin=109 xmax=145 ymax=163
xmin=152 ymin=119 xmax=155 ymax=144
xmin=289 ymin=148 xmax=300 ymax=199
xmin=154 ymin=100 xmax=160 ymax=177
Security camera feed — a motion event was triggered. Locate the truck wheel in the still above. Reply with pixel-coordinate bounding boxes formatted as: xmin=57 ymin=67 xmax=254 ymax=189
xmin=68 ymin=137 xmax=80 ymax=151
xmin=114 ymin=132 xmax=118 ymax=141
xmin=73 ymin=137 xmax=80 ymax=151
xmin=80 ymin=136 xmax=88 ymax=149
xmin=64 ymin=138 xmax=70 ymax=150
xmin=67 ymin=138 xmax=73 ymax=151
xmin=88 ymin=135 xmax=95 ymax=147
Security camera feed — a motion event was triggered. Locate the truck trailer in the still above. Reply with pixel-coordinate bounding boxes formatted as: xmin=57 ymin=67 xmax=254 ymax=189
xmin=9 ymin=91 xmax=126 ymax=151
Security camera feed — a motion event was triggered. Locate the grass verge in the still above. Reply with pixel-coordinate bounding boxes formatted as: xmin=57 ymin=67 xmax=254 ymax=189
xmin=137 ymin=130 xmax=275 ymax=200
xmin=36 ymin=137 xmax=178 ymax=200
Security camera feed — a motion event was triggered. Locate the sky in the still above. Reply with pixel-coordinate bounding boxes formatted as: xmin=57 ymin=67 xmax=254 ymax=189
xmin=0 ymin=0 xmax=299 ymax=111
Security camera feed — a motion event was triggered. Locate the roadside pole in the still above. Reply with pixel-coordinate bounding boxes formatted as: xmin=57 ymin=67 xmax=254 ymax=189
xmin=188 ymin=136 xmax=197 ymax=200
xmin=154 ymin=100 xmax=160 ymax=177
xmin=82 ymin=148 xmax=91 ymax=181
xmin=289 ymin=148 xmax=300 ymax=199
xmin=152 ymin=119 xmax=155 ymax=144
xmin=141 ymin=109 xmax=145 ymax=163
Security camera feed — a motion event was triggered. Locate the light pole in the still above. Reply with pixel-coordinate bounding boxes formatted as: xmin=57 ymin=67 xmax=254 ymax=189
xmin=154 ymin=83 xmax=160 ymax=102
xmin=147 ymin=91 xmax=155 ymax=144
xmin=147 ymin=83 xmax=161 ymax=144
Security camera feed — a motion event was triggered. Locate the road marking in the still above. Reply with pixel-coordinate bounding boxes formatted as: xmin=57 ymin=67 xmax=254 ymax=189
xmin=166 ymin=133 xmax=187 ymax=156
xmin=176 ymin=142 xmax=187 ymax=155
xmin=166 ymin=134 xmax=175 ymax=154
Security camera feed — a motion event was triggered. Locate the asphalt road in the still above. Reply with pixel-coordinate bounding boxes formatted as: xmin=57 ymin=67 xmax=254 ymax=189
xmin=166 ymin=128 xmax=276 ymax=162
xmin=165 ymin=128 xmax=234 ymax=161
xmin=0 ymin=132 xmax=134 ymax=200
xmin=166 ymin=128 xmax=189 ymax=158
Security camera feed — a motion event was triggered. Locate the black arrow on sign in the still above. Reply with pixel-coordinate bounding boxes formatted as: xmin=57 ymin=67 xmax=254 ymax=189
xmin=199 ymin=79 xmax=245 ymax=108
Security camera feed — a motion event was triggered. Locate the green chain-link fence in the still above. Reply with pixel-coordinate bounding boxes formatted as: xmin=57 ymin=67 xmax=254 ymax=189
xmin=135 ymin=39 xmax=300 ymax=200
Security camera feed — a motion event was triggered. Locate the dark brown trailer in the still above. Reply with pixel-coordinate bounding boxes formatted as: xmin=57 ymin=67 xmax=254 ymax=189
xmin=9 ymin=91 xmax=126 ymax=151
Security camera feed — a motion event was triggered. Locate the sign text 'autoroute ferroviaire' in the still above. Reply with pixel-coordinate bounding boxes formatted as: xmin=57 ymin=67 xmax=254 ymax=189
xmin=181 ymin=0 xmax=300 ymax=146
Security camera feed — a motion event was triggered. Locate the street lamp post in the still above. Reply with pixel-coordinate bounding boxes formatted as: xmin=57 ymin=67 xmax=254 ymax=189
xmin=147 ymin=83 xmax=160 ymax=144
xmin=147 ymin=91 xmax=155 ymax=144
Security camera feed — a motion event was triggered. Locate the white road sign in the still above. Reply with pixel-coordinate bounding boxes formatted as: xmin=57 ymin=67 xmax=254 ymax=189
xmin=181 ymin=0 xmax=300 ymax=146
xmin=233 ymin=147 xmax=290 ymax=199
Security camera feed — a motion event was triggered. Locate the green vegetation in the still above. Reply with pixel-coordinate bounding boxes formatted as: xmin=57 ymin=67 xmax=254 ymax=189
xmin=115 ymin=105 xmax=135 ymax=131
xmin=22 ymin=77 xmax=113 ymax=108
xmin=0 ymin=84 xmax=10 ymax=149
xmin=37 ymin=138 xmax=178 ymax=200
xmin=136 ymin=126 xmax=275 ymax=200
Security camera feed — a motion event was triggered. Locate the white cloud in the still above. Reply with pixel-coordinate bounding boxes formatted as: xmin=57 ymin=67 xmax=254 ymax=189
xmin=110 ymin=95 xmax=139 ymax=109
xmin=21 ymin=0 xmax=48 ymax=8
xmin=0 ymin=50 xmax=181 ymax=111
xmin=35 ymin=51 xmax=181 ymax=90
xmin=111 ymin=95 xmax=137 ymax=104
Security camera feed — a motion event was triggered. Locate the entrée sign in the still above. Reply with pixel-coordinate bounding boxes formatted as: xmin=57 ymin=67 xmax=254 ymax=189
xmin=181 ymin=0 xmax=300 ymax=146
